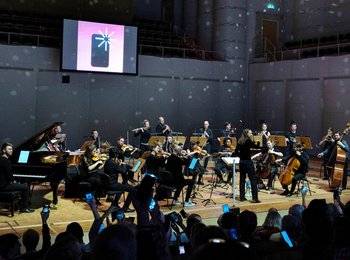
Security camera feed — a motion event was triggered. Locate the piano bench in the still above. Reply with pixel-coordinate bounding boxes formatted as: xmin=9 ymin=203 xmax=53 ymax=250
xmin=0 ymin=191 xmax=21 ymax=217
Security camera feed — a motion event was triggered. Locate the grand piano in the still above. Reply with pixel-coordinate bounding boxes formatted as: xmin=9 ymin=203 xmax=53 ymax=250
xmin=10 ymin=122 xmax=69 ymax=205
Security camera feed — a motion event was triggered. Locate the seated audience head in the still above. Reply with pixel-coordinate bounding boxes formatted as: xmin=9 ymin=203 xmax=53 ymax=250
xmin=263 ymin=210 xmax=282 ymax=230
xmin=288 ymin=204 xmax=305 ymax=220
xmin=218 ymin=212 xmax=238 ymax=229
xmin=186 ymin=213 xmax=202 ymax=232
xmin=23 ymin=228 xmax=40 ymax=252
xmin=66 ymin=222 xmax=84 ymax=244
xmin=44 ymin=234 xmax=81 ymax=260
xmin=191 ymin=226 xmax=227 ymax=251
xmin=0 ymin=233 xmax=21 ymax=259
xmin=94 ymin=224 xmax=137 ymax=260
xmin=238 ymin=210 xmax=258 ymax=242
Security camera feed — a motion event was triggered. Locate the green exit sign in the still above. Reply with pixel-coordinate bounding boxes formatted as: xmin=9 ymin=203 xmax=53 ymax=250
xmin=267 ymin=3 xmax=276 ymax=10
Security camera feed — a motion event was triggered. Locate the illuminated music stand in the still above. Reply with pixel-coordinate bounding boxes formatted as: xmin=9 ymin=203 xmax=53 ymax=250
xmin=148 ymin=136 xmax=166 ymax=147
xmin=173 ymin=136 xmax=187 ymax=146
xmin=222 ymin=157 xmax=240 ymax=206
xmin=253 ymin=135 xmax=263 ymax=147
xmin=296 ymin=136 xmax=313 ymax=149
xmin=131 ymin=158 xmax=146 ymax=182
xmin=218 ymin=137 xmax=237 ymax=147
xmin=269 ymin=135 xmax=287 ymax=147
xmin=189 ymin=136 xmax=207 ymax=147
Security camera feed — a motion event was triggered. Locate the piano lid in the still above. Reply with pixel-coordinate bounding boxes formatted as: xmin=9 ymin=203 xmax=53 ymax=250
xmin=13 ymin=122 xmax=64 ymax=153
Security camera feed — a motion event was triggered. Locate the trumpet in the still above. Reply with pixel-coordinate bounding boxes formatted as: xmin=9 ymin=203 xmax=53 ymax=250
xmin=132 ymin=127 xmax=145 ymax=132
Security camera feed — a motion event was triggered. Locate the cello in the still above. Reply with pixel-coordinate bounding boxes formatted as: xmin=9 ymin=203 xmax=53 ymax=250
xmin=279 ymin=144 xmax=303 ymax=186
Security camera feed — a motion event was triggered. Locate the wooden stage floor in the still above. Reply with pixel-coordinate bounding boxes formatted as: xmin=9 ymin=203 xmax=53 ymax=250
xmin=1 ymin=157 xmax=350 ymax=236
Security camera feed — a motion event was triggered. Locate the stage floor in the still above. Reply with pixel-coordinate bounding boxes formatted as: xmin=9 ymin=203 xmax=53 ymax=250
xmin=1 ymin=157 xmax=349 ymax=237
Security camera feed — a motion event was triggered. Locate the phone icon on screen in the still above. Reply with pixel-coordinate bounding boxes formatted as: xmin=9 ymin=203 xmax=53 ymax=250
xmin=91 ymin=33 xmax=109 ymax=67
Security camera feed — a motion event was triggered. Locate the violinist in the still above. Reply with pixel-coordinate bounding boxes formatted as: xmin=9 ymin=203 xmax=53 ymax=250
xmin=214 ymin=137 xmax=235 ymax=183
xmin=163 ymin=135 xmax=175 ymax=153
xmin=279 ymin=143 xmax=309 ymax=197
xmin=155 ymin=116 xmax=172 ymax=136
xmin=90 ymin=130 xmax=100 ymax=150
xmin=133 ymin=119 xmax=151 ymax=155
xmin=258 ymin=122 xmax=271 ymax=147
xmin=285 ymin=121 xmax=298 ymax=158
xmin=145 ymin=143 xmax=167 ymax=176
xmin=317 ymin=127 xmax=333 ymax=180
xmin=186 ymin=141 xmax=206 ymax=185
xmin=104 ymin=149 xmax=135 ymax=213
xmin=220 ymin=122 xmax=235 ymax=137
xmin=165 ymin=145 xmax=196 ymax=207
xmin=199 ymin=120 xmax=213 ymax=170
xmin=235 ymin=129 xmax=261 ymax=203
xmin=251 ymin=140 xmax=283 ymax=190
xmin=317 ymin=131 xmax=349 ymax=190
xmin=81 ymin=145 xmax=104 ymax=196
xmin=113 ymin=137 xmax=135 ymax=182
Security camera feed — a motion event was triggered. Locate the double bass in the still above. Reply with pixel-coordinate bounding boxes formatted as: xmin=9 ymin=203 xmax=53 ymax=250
xmin=256 ymin=152 xmax=276 ymax=179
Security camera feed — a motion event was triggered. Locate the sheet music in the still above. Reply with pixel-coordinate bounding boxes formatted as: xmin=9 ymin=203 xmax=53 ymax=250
xmin=222 ymin=157 xmax=240 ymax=166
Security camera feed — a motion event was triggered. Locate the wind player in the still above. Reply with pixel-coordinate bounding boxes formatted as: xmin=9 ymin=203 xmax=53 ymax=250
xmin=199 ymin=120 xmax=213 ymax=170
xmin=133 ymin=119 xmax=151 ymax=155
xmin=259 ymin=122 xmax=271 ymax=147
xmin=90 ymin=130 xmax=100 ymax=150
xmin=0 ymin=143 xmax=34 ymax=213
xmin=156 ymin=116 xmax=172 ymax=136
xmin=251 ymin=140 xmax=283 ymax=190
xmin=235 ymin=129 xmax=261 ymax=203
xmin=317 ymin=131 xmax=349 ymax=191
xmin=285 ymin=121 xmax=298 ymax=158
xmin=278 ymin=143 xmax=309 ymax=197
xmin=220 ymin=122 xmax=235 ymax=137
xmin=214 ymin=137 xmax=235 ymax=183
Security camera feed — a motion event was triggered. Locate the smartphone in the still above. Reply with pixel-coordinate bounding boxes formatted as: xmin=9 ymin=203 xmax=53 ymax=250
xmin=149 ymin=198 xmax=156 ymax=210
xmin=169 ymin=211 xmax=179 ymax=223
xmin=229 ymin=228 xmax=238 ymax=239
xmin=136 ymin=173 xmax=157 ymax=200
xmin=91 ymin=34 xmax=109 ymax=68
xmin=179 ymin=245 xmax=185 ymax=255
xmin=42 ymin=203 xmax=50 ymax=213
xmin=281 ymin=230 xmax=294 ymax=248
xmin=85 ymin=193 xmax=93 ymax=203
xmin=180 ymin=209 xmax=189 ymax=218
xmin=116 ymin=212 xmax=125 ymax=220
xmin=222 ymin=204 xmax=229 ymax=213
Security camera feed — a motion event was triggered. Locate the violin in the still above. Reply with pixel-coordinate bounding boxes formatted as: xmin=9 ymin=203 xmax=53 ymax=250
xmin=121 ymin=144 xmax=135 ymax=152
xmin=156 ymin=151 xmax=171 ymax=158
xmin=194 ymin=147 xmax=209 ymax=157
xmin=92 ymin=152 xmax=108 ymax=162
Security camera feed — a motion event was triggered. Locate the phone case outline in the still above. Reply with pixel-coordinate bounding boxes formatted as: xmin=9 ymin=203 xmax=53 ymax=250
xmin=91 ymin=33 xmax=110 ymax=68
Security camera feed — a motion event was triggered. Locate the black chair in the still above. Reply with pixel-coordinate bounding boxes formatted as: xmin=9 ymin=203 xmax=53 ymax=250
xmin=156 ymin=170 xmax=184 ymax=209
xmin=97 ymin=173 xmax=125 ymax=205
xmin=73 ymin=181 xmax=92 ymax=203
xmin=0 ymin=191 xmax=21 ymax=217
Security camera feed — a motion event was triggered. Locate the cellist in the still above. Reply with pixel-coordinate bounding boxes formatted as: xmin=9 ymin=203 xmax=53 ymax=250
xmin=278 ymin=143 xmax=309 ymax=197
xmin=251 ymin=140 xmax=283 ymax=190
xmin=317 ymin=131 xmax=349 ymax=191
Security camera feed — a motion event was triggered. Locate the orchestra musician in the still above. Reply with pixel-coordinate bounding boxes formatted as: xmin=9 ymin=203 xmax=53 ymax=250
xmin=285 ymin=121 xmax=298 ymax=158
xmin=317 ymin=131 xmax=349 ymax=190
xmin=186 ymin=141 xmax=206 ymax=185
xmin=104 ymin=148 xmax=135 ymax=214
xmin=199 ymin=120 xmax=213 ymax=170
xmin=113 ymin=137 xmax=136 ymax=182
xmin=133 ymin=119 xmax=151 ymax=155
xmin=279 ymin=143 xmax=309 ymax=197
xmin=145 ymin=143 xmax=167 ymax=176
xmin=0 ymin=143 xmax=34 ymax=213
xmin=51 ymin=125 xmax=67 ymax=151
xmin=259 ymin=122 xmax=271 ymax=147
xmin=235 ymin=129 xmax=261 ymax=203
xmin=220 ymin=122 xmax=235 ymax=137
xmin=155 ymin=116 xmax=172 ymax=136
xmin=165 ymin=145 xmax=196 ymax=207
xmin=317 ymin=127 xmax=334 ymax=180
xmin=90 ymin=130 xmax=100 ymax=150
xmin=81 ymin=145 xmax=104 ymax=196
xmin=251 ymin=140 xmax=283 ymax=190
xmin=214 ymin=137 xmax=235 ymax=183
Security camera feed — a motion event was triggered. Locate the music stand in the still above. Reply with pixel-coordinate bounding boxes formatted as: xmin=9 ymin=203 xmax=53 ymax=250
xmin=296 ymin=136 xmax=313 ymax=149
xmin=253 ymin=135 xmax=263 ymax=147
xmin=131 ymin=158 xmax=146 ymax=182
xmin=218 ymin=137 xmax=237 ymax=147
xmin=173 ymin=136 xmax=187 ymax=146
xmin=189 ymin=136 xmax=207 ymax=147
xmin=148 ymin=136 xmax=166 ymax=147
xmin=269 ymin=135 xmax=287 ymax=147
xmin=222 ymin=157 xmax=240 ymax=206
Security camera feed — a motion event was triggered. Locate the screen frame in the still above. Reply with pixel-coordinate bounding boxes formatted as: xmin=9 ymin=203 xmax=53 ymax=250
xmin=61 ymin=18 xmax=138 ymax=75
